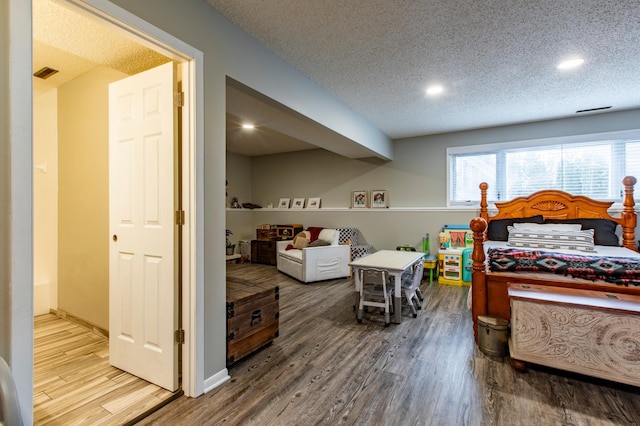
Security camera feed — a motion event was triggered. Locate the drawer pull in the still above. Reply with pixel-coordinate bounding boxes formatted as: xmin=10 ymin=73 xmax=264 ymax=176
xmin=251 ymin=309 xmax=262 ymax=326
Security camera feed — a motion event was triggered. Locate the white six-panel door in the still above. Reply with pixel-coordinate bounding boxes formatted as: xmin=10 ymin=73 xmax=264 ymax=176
xmin=108 ymin=62 xmax=178 ymax=391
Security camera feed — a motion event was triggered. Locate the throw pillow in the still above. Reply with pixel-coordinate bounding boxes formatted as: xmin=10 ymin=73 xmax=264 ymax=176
xmin=308 ymin=239 xmax=330 ymax=247
xmin=507 ymin=226 xmax=595 ymax=252
xmin=318 ymin=228 xmax=337 ymax=245
xmin=487 ymin=215 xmax=545 ymax=241
xmin=545 ymin=218 xmax=619 ymax=246
xmin=293 ymin=236 xmax=309 ymax=249
xmin=512 ymin=222 xmax=582 ymax=232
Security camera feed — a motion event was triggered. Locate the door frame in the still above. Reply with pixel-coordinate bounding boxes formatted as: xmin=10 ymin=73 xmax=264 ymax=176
xmin=64 ymin=0 xmax=204 ymax=398
xmin=46 ymin=0 xmax=204 ymax=397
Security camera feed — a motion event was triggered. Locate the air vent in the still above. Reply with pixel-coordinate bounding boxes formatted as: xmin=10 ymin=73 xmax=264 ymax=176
xmin=33 ymin=67 xmax=59 ymax=79
xmin=576 ymin=106 xmax=612 ymax=114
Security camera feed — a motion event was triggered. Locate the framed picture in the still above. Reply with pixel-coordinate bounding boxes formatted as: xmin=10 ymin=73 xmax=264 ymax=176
xmin=306 ymin=197 xmax=321 ymax=209
xmin=292 ymin=198 xmax=305 ymax=209
xmin=278 ymin=198 xmax=290 ymax=209
xmin=351 ymin=190 xmax=367 ymax=208
xmin=371 ymin=190 xmax=388 ymax=208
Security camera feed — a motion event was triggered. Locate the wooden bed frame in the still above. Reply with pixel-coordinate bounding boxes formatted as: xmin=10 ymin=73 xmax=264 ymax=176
xmin=470 ymin=175 xmax=639 ymax=342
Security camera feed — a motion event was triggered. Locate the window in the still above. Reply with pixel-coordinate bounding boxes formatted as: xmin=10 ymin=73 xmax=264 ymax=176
xmin=448 ymin=130 xmax=640 ymax=205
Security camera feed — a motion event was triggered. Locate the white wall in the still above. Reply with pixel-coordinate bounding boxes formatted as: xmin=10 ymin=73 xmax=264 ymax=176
xmin=33 ymin=89 xmax=59 ymax=316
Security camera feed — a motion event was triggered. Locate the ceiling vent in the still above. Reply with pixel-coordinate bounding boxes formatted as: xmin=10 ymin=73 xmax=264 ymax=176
xmin=33 ymin=67 xmax=59 ymax=79
xmin=576 ymin=106 xmax=612 ymax=114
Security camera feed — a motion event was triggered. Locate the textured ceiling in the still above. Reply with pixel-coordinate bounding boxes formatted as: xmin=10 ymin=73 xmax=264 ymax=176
xmin=206 ymin=0 xmax=640 ymax=139
xmin=33 ymin=0 xmax=170 ymax=95
xmin=33 ymin=0 xmax=352 ymax=158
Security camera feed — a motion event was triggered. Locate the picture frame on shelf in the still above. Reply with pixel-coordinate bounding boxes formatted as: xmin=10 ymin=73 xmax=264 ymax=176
xmin=351 ymin=190 xmax=367 ymax=208
xmin=306 ymin=197 xmax=321 ymax=209
xmin=371 ymin=190 xmax=388 ymax=208
xmin=278 ymin=198 xmax=291 ymax=209
xmin=292 ymin=198 xmax=305 ymax=209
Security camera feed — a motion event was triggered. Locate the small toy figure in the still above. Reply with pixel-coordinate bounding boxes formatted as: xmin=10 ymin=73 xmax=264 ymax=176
xmin=439 ymin=231 xmax=451 ymax=249
xmin=231 ymin=197 xmax=241 ymax=208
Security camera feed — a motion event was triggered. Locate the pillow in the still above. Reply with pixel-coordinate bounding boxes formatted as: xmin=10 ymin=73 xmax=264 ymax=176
xmin=513 ymin=222 xmax=582 ymax=232
xmin=307 ymin=239 xmax=330 ymax=247
xmin=293 ymin=236 xmax=309 ymax=249
xmin=545 ymin=218 xmax=619 ymax=246
xmin=507 ymin=226 xmax=595 ymax=252
xmin=317 ymin=228 xmax=337 ymax=245
xmin=486 ymin=215 xmax=544 ymax=241
xmin=291 ymin=231 xmax=311 ymax=249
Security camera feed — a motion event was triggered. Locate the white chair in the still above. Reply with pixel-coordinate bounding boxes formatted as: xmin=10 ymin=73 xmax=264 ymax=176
xmin=276 ymin=228 xmax=351 ymax=283
xmin=357 ymin=268 xmax=393 ymax=326
xmin=401 ymin=261 xmax=424 ymax=318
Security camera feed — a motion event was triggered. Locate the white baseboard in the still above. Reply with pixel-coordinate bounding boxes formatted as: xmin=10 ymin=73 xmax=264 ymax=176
xmin=203 ymin=368 xmax=230 ymax=394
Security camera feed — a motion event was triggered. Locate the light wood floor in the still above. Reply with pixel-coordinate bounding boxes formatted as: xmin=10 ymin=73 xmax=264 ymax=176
xmin=136 ymin=263 xmax=640 ymax=426
xmin=34 ymin=313 xmax=175 ymax=425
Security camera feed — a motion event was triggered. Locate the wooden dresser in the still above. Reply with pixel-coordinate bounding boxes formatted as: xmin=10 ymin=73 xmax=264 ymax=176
xmin=226 ymin=277 xmax=280 ymax=366
xmin=508 ymin=283 xmax=640 ymax=387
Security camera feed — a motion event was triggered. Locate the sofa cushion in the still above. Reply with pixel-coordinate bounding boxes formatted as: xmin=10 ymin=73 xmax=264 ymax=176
xmin=279 ymin=249 xmax=303 ymax=262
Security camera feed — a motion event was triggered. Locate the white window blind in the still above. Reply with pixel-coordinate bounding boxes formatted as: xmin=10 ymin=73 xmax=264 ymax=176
xmin=448 ymin=131 xmax=640 ymax=205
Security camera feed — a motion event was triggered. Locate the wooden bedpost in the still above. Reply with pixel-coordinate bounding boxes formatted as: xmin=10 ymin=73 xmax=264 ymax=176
xmin=621 ymin=176 xmax=637 ymax=251
xmin=479 ymin=182 xmax=489 ymax=222
xmin=470 ymin=217 xmax=488 ymax=343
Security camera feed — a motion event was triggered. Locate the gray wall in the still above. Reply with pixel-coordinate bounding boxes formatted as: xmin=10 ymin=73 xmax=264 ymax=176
xmin=0 ymin=0 xmax=9 ymax=362
xmin=227 ymin=108 xmax=640 ymax=252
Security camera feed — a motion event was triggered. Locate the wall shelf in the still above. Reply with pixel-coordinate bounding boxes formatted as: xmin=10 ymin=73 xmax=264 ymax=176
xmin=227 ymin=207 xmax=475 ymax=213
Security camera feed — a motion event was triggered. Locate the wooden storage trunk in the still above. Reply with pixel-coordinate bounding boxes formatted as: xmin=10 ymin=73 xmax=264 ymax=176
xmin=226 ymin=277 xmax=279 ymax=366
xmin=508 ymin=283 xmax=640 ymax=387
xmin=251 ymin=239 xmax=277 ymax=265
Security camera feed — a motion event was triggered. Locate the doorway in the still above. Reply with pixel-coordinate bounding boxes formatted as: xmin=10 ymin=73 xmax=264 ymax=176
xmin=31 ymin=0 xmax=202 ymax=419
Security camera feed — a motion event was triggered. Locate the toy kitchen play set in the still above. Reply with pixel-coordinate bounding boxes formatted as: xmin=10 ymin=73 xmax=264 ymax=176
xmin=438 ymin=225 xmax=473 ymax=285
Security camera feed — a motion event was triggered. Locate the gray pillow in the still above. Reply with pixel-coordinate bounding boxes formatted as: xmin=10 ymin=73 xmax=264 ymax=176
xmin=487 ymin=215 xmax=544 ymax=241
xmin=307 ymin=239 xmax=330 ymax=247
xmin=545 ymin=218 xmax=619 ymax=246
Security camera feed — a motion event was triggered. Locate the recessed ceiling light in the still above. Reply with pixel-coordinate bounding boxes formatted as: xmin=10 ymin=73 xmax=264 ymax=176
xmin=426 ymin=85 xmax=444 ymax=96
xmin=241 ymin=123 xmax=255 ymax=129
xmin=557 ymin=58 xmax=584 ymax=70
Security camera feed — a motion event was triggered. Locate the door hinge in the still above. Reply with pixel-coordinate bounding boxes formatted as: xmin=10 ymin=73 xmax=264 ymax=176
xmin=174 ymin=91 xmax=184 ymax=107
xmin=175 ymin=329 xmax=185 ymax=344
xmin=175 ymin=210 xmax=185 ymax=225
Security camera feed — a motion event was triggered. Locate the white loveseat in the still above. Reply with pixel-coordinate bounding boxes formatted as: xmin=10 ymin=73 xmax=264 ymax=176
xmin=276 ymin=228 xmax=351 ymax=283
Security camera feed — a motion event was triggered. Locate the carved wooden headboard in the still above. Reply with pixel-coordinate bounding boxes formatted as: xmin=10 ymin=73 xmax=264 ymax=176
xmin=477 ymin=176 xmax=637 ymax=251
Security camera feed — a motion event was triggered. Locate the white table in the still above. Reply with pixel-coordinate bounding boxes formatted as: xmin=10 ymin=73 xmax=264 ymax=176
xmin=349 ymin=250 xmax=425 ymax=323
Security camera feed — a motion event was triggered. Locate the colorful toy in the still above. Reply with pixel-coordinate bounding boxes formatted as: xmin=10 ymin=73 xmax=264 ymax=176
xmin=438 ymin=225 xmax=472 ymax=286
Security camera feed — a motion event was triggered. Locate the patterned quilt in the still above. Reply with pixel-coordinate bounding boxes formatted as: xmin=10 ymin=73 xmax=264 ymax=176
xmin=488 ymin=248 xmax=640 ymax=286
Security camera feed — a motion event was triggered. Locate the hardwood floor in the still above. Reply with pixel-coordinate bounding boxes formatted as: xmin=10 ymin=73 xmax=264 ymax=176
xmin=34 ymin=314 xmax=176 ymax=425
xmin=137 ymin=263 xmax=640 ymax=426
